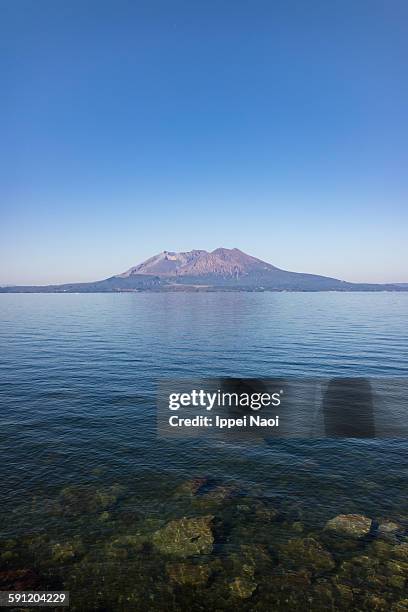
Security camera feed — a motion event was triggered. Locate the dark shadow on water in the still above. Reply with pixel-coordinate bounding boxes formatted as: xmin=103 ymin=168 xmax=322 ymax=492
xmin=322 ymin=378 xmax=376 ymax=437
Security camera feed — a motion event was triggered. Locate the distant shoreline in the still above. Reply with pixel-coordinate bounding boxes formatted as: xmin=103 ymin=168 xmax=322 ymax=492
xmin=1 ymin=287 xmax=408 ymax=294
xmin=2 ymin=248 xmax=406 ymax=293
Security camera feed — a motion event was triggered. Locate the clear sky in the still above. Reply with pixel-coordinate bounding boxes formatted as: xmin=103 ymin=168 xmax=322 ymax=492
xmin=1 ymin=0 xmax=407 ymax=285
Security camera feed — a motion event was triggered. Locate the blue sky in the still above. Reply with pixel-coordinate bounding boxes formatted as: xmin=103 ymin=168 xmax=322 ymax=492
xmin=1 ymin=0 xmax=407 ymax=284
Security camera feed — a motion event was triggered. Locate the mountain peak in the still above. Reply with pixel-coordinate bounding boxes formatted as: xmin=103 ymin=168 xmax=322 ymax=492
xmin=118 ymin=248 xmax=278 ymax=278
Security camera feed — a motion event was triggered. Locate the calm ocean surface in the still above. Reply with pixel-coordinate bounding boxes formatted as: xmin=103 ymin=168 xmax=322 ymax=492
xmin=1 ymin=292 xmax=407 ymax=610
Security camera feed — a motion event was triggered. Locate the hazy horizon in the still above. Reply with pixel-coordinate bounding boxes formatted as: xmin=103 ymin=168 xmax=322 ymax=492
xmin=2 ymin=1 xmax=407 ymax=285
xmin=1 ymin=246 xmax=407 ymax=287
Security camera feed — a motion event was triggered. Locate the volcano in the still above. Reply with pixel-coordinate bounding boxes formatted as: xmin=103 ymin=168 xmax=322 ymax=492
xmin=1 ymin=248 xmax=406 ymax=292
xmin=119 ymin=248 xmax=278 ymax=278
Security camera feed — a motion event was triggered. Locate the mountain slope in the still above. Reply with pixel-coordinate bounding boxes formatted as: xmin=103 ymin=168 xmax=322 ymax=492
xmin=116 ymin=248 xmax=403 ymax=291
xmin=119 ymin=248 xmax=278 ymax=278
xmin=1 ymin=248 xmax=406 ymax=292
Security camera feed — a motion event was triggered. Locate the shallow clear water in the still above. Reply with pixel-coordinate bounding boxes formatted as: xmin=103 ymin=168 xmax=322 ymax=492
xmin=1 ymin=293 xmax=407 ymax=610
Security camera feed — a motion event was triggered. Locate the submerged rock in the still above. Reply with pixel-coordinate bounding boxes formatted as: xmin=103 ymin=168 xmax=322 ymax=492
xmin=279 ymin=537 xmax=335 ymax=574
xmin=166 ymin=562 xmax=211 ymax=586
xmin=254 ymin=504 xmax=279 ymax=522
xmin=257 ymin=570 xmax=311 ymax=608
xmin=1 ymin=550 xmax=17 ymax=563
xmin=51 ymin=537 xmax=84 ymax=563
xmin=0 ymin=540 xmax=18 ymax=565
xmin=393 ymin=543 xmax=408 ymax=560
xmin=368 ymin=540 xmax=395 ymax=560
xmin=337 ymin=554 xmax=385 ymax=590
xmin=226 ymin=544 xmax=271 ymax=584
xmin=229 ymin=564 xmax=257 ymax=599
xmin=239 ymin=544 xmax=271 ymax=567
xmin=152 ymin=515 xmax=214 ymax=556
xmin=308 ymin=580 xmax=336 ymax=609
xmin=363 ymin=594 xmax=388 ymax=610
xmin=174 ymin=477 xmax=208 ymax=498
xmin=59 ymin=484 xmax=124 ymax=516
xmin=193 ymin=484 xmax=239 ymax=509
xmin=0 ymin=569 xmax=41 ymax=590
xmin=384 ymin=560 xmax=407 ymax=589
xmin=391 ymin=600 xmax=408 ymax=611
xmin=229 ymin=575 xmax=257 ymax=599
xmin=325 ymin=514 xmax=372 ymax=538
xmin=378 ymin=521 xmax=401 ymax=541
xmin=331 ymin=582 xmax=355 ymax=607
xmin=105 ymin=534 xmax=148 ymax=559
